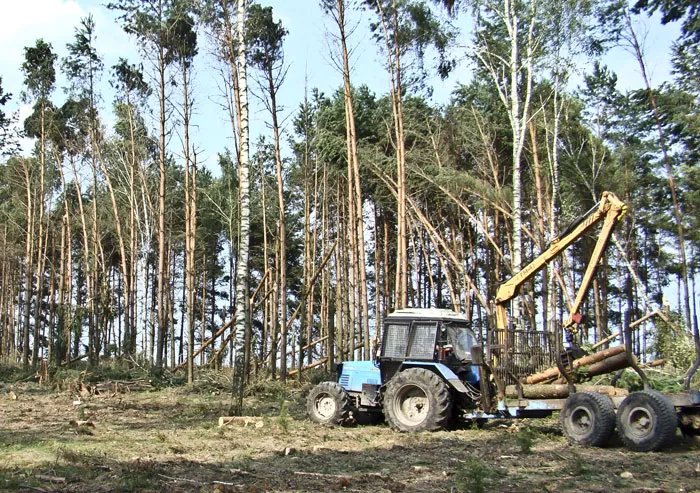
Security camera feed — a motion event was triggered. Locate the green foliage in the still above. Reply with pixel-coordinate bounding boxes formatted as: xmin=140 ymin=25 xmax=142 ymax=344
xmin=363 ymin=0 xmax=456 ymax=86
xmin=0 ymin=78 xmax=18 ymax=155
xmin=608 ymin=366 xmax=688 ymax=393
xmin=276 ymin=398 xmax=291 ymax=434
xmin=454 ymin=456 xmax=495 ymax=493
xmin=21 ymin=39 xmax=57 ymax=102
xmin=164 ymin=9 xmax=198 ymax=67
xmin=0 ymin=364 xmax=25 ymax=382
xmin=246 ymin=376 xmax=294 ymax=401
xmin=515 ymin=426 xmax=537 ymax=454
xmin=111 ymin=58 xmax=150 ymax=102
xmin=653 ymin=314 xmax=695 ymax=370
xmin=568 ymin=451 xmax=588 ymax=476
xmin=306 ymin=369 xmax=337 ymax=385
xmin=633 ymin=0 xmax=700 ymax=43
xmin=245 ymin=4 xmax=287 ymax=71
xmin=62 ymin=14 xmax=103 ymax=102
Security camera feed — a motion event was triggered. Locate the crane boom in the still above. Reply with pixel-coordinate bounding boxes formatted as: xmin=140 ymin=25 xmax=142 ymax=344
xmin=494 ymin=191 xmax=627 ymax=332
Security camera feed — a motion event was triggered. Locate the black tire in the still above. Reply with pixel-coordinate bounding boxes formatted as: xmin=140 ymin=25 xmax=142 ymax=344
xmin=307 ymin=381 xmax=350 ymax=425
xmin=383 ymin=367 xmax=452 ymax=432
xmin=616 ymin=390 xmax=677 ymax=452
xmin=561 ymin=391 xmax=616 ymax=447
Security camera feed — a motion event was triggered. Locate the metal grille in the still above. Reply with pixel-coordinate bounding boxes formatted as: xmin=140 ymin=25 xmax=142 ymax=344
xmin=383 ymin=323 xmax=409 ymax=359
xmin=407 ymin=323 xmax=437 ymax=359
xmin=494 ymin=330 xmax=556 ymax=384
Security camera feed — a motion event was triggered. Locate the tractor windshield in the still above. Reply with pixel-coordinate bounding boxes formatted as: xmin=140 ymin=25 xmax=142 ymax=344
xmin=444 ymin=324 xmax=475 ymax=361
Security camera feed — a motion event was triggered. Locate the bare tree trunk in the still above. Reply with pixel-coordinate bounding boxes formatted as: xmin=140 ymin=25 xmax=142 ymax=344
xmin=155 ymin=28 xmax=168 ymax=371
xmin=267 ymin=69 xmax=288 ymax=380
xmin=234 ymin=0 xmax=251 ymax=401
xmin=373 ymin=0 xmax=408 ymax=309
xmin=21 ymin=158 xmax=34 ymax=371
xmin=529 ymin=120 xmax=548 ymax=331
xmin=301 ymin=102 xmax=312 ymax=372
xmin=333 ymin=0 xmax=370 ymax=358
xmin=32 ymin=105 xmax=47 ymax=367
xmin=321 ymin=161 xmax=331 ymax=370
xmin=260 ymin=157 xmax=270 ymax=375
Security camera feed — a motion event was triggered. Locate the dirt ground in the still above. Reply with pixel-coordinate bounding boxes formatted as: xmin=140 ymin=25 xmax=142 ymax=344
xmin=0 ymin=377 xmax=698 ymax=493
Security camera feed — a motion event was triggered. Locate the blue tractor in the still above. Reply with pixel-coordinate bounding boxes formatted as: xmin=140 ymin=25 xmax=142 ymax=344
xmin=306 ymin=308 xmax=480 ymax=432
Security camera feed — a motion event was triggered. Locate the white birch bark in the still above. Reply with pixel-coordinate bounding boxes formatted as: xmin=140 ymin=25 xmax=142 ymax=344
xmin=234 ymin=0 xmax=251 ymax=401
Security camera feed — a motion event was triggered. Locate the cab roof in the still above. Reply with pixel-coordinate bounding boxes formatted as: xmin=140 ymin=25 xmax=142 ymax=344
xmin=385 ymin=308 xmax=470 ymax=323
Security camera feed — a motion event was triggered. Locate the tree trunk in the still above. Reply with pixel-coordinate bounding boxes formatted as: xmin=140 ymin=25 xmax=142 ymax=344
xmin=21 ymin=158 xmax=34 ymax=371
xmin=234 ymin=0 xmax=251 ymax=400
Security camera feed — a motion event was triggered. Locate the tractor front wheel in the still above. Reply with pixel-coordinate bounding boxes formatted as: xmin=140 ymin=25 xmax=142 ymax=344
xmin=307 ymin=381 xmax=350 ymax=425
xmin=383 ymin=367 xmax=452 ymax=432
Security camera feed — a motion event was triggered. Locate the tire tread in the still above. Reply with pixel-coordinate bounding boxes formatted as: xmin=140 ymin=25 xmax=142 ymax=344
xmin=616 ymin=390 xmax=677 ymax=452
xmin=561 ymin=391 xmax=616 ymax=447
xmin=307 ymin=381 xmax=350 ymax=425
xmin=383 ymin=367 xmax=452 ymax=432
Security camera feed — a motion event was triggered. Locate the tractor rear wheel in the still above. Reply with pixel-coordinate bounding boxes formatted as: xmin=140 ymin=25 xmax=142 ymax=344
xmin=561 ymin=391 xmax=616 ymax=447
xmin=383 ymin=367 xmax=452 ymax=432
xmin=616 ymin=390 xmax=677 ymax=452
xmin=307 ymin=382 xmax=350 ymax=425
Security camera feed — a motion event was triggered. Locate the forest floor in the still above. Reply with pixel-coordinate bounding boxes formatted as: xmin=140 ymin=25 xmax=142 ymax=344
xmin=0 ymin=370 xmax=699 ymax=493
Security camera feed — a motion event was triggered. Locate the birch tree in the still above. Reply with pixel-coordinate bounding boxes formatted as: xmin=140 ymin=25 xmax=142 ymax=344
xmin=234 ymin=0 xmax=251 ymax=396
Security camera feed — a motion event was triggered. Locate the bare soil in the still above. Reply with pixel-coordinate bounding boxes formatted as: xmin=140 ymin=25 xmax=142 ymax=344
xmin=0 ymin=378 xmax=698 ymax=493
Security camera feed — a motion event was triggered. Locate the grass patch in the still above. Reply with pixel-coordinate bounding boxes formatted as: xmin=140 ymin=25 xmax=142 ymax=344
xmin=276 ymin=399 xmax=291 ymax=434
xmin=454 ymin=456 xmax=497 ymax=493
xmin=516 ymin=426 xmax=538 ymax=454
xmin=117 ymin=471 xmax=157 ymax=491
xmin=568 ymin=451 xmax=589 ymax=476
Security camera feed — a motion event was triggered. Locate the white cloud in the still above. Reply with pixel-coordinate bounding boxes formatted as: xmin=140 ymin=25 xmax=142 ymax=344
xmin=0 ymin=0 xmax=138 ymax=94
xmin=1 ymin=0 xmax=84 ymax=91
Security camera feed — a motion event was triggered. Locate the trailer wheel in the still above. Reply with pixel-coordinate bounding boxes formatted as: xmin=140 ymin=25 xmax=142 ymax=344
xmin=383 ymin=367 xmax=452 ymax=432
xmin=561 ymin=391 xmax=616 ymax=447
xmin=616 ymin=390 xmax=677 ymax=452
xmin=307 ymin=382 xmax=350 ymax=425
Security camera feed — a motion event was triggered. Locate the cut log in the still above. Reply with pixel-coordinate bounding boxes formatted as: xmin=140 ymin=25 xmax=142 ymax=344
xmin=174 ymin=317 xmax=236 ymax=371
xmin=585 ymin=352 xmax=634 ymax=377
xmin=35 ymin=475 xmax=66 ymax=483
xmin=218 ymin=416 xmax=264 ymax=427
xmin=524 ymin=345 xmax=626 ymax=384
xmin=505 ymin=384 xmax=629 ymax=399
xmin=283 ymin=358 xmax=328 ymax=378
xmin=552 ymin=352 xmax=636 ymax=384
xmin=591 ymin=331 xmax=621 ymax=351
xmin=642 ymin=359 xmax=665 ymax=368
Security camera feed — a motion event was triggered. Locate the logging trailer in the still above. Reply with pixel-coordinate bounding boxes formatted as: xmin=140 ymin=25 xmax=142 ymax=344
xmin=307 ymin=192 xmax=700 ymax=451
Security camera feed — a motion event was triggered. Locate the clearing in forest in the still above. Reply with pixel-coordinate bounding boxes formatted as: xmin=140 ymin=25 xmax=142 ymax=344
xmin=0 ymin=371 xmax=698 ymax=492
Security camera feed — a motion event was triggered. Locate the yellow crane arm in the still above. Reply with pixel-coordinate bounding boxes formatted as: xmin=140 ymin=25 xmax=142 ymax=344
xmin=494 ymin=191 xmax=627 ymax=331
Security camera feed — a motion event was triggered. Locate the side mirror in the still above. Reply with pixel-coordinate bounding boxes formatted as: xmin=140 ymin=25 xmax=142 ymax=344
xmin=470 ymin=344 xmax=484 ymax=365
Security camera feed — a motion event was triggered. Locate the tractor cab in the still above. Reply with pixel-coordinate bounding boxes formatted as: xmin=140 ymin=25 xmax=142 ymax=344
xmin=378 ymin=308 xmax=479 ymax=386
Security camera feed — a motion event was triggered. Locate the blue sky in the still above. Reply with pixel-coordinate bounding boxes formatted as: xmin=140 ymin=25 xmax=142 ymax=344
xmin=0 ymin=0 xmax=681 ymax=174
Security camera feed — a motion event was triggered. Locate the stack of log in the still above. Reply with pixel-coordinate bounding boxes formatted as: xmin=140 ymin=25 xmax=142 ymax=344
xmin=505 ymin=384 xmax=629 ymax=399
xmin=504 ymin=345 xmax=633 ymax=399
xmin=525 ymin=345 xmax=630 ymax=385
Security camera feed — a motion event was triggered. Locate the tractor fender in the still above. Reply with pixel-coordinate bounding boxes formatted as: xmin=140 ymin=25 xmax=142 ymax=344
xmin=399 ymin=362 xmax=472 ymax=394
